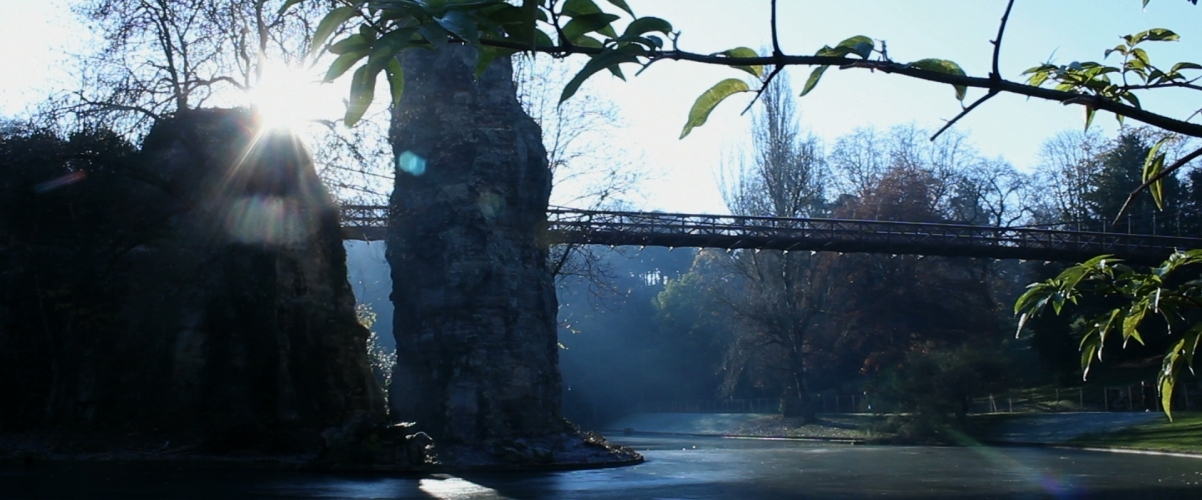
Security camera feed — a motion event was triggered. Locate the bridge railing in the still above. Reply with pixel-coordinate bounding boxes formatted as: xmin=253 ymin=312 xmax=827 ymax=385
xmin=340 ymin=204 xmax=1202 ymax=263
xmin=544 ymin=207 xmax=1202 ymax=263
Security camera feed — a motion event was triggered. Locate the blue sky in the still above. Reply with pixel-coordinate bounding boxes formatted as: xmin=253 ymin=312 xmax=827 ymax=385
xmin=2 ymin=1 xmax=1199 ymax=214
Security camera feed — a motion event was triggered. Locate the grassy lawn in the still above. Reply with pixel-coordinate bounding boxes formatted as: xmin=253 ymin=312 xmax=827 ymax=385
xmin=1069 ymin=412 xmax=1202 ymax=454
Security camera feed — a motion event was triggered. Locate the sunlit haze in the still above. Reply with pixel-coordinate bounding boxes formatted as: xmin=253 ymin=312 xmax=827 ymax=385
xmin=247 ymin=61 xmax=335 ymax=132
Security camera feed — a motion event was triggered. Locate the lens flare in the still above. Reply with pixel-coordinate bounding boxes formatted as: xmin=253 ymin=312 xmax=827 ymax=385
xmin=398 ymin=151 xmax=427 ymax=176
xmin=224 ymin=195 xmax=308 ymax=245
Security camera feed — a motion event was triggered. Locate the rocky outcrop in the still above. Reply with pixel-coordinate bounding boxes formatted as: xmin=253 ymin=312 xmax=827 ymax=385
xmin=0 ymin=109 xmax=383 ymax=447
xmin=385 ymin=46 xmax=640 ymax=467
xmin=387 ymin=46 xmax=564 ymax=444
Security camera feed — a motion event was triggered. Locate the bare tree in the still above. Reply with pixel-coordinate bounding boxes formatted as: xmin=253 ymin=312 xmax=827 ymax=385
xmin=66 ymin=0 xmax=330 ymax=130
xmin=512 ymin=55 xmax=645 ymax=306
xmin=55 ymin=1 xmax=396 ymax=203
xmin=956 ymin=158 xmax=1035 ymax=227
xmin=513 ymin=56 xmax=643 ymax=210
xmin=1031 ymin=131 xmax=1108 ymax=228
xmin=716 ymin=70 xmax=830 ymax=418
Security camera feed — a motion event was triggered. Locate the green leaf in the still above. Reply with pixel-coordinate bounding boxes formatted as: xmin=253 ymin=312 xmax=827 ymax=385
xmin=715 ymin=46 xmax=762 ymax=78
xmin=605 ymin=0 xmax=635 ymax=16
xmin=1132 ymin=47 xmax=1151 ymax=66
xmin=344 ymin=64 xmax=377 ymax=126
xmin=474 ymin=45 xmax=515 ymax=79
xmin=1161 ymin=337 xmax=1186 ymax=420
xmin=572 ymin=35 xmax=605 ymax=49
xmin=560 ymin=49 xmax=639 ymax=103
xmin=562 ymin=12 xmax=621 ymax=42
xmin=1122 ymin=302 xmax=1147 ymax=346
xmin=310 ymin=6 xmax=361 ymax=58
xmin=1084 ymin=106 xmax=1097 ymax=132
xmin=323 ymin=50 xmax=368 ymax=82
xmin=385 ymin=58 xmax=404 ymax=107
xmin=521 ymin=0 xmax=540 ymax=48
xmin=835 ymin=35 xmax=874 ymax=59
xmin=1120 ymin=92 xmax=1142 ymax=109
xmin=1171 ymin=61 xmax=1202 ymax=72
xmin=1027 ymin=70 xmax=1050 ymax=87
xmin=436 ymin=10 xmax=479 ymax=45
xmin=800 ymin=65 xmax=828 ymax=97
xmin=907 ymin=58 xmax=968 ymax=101
xmin=1144 ymin=138 xmax=1169 ymax=210
xmin=680 ymin=78 xmax=749 ymax=139
xmin=1014 ymin=282 xmax=1052 ymax=315
xmin=329 ymin=34 xmax=369 ymax=55
xmin=418 ymin=23 xmax=451 ymax=51
xmin=562 ymin=0 xmax=602 ymax=16
xmin=1096 ymin=308 xmax=1123 ymax=359
xmin=621 ymin=16 xmax=672 ymax=40
xmin=1080 ymin=332 xmax=1101 ymax=380
xmin=1144 ymin=28 xmax=1180 ymax=42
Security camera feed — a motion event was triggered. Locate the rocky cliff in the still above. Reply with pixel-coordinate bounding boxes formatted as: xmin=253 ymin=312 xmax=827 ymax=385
xmin=386 ymin=47 xmax=640 ymax=467
xmin=387 ymin=47 xmax=564 ymax=444
xmin=0 ymin=110 xmax=383 ymax=448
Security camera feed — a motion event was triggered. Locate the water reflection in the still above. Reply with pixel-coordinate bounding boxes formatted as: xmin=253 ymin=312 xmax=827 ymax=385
xmin=5 ymin=437 xmax=1202 ymax=499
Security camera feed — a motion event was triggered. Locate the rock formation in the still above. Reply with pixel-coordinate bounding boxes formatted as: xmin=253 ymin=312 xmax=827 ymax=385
xmin=387 ymin=46 xmax=563 ymax=443
xmin=0 ymin=109 xmax=383 ymax=448
xmin=386 ymin=46 xmax=639 ymax=467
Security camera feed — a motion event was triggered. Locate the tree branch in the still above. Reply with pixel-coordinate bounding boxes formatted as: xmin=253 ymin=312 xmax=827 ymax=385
xmin=770 ymin=0 xmax=783 ymax=59
xmin=930 ymin=90 xmax=998 ymax=141
xmin=469 ymin=36 xmax=1202 ymax=138
xmin=1113 ymin=145 xmax=1202 ymax=224
xmin=991 ymin=0 xmax=1015 ymax=80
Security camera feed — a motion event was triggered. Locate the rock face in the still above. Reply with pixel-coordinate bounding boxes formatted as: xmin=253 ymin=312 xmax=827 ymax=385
xmin=387 ymin=47 xmax=566 ymax=444
xmin=0 ymin=109 xmax=383 ymax=445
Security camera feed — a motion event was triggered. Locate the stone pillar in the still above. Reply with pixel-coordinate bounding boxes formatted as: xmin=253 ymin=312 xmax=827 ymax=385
xmin=387 ymin=46 xmax=565 ymax=444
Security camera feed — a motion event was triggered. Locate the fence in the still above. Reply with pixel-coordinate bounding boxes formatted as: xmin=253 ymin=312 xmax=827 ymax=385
xmin=632 ymin=384 xmax=1202 ymax=415
xmin=970 ymin=384 xmax=1202 ymax=414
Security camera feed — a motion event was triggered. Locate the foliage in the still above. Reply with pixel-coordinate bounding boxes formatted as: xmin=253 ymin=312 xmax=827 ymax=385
xmin=714 ymin=69 xmax=829 ymax=414
xmin=296 ymin=1 xmax=1200 ymax=141
xmin=870 ymin=347 xmax=1007 ymax=442
xmin=358 ymin=303 xmax=395 ymax=392
xmin=1015 ymin=251 xmax=1202 ymax=419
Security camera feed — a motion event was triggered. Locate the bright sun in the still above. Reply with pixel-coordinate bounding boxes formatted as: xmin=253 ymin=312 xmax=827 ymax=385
xmin=247 ymin=61 xmax=329 ymax=131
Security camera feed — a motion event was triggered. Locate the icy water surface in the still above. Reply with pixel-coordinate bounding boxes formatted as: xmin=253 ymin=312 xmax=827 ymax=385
xmin=4 ymin=436 xmax=1202 ymax=499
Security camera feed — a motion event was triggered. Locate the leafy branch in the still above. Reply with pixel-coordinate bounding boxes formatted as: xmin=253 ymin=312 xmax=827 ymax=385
xmin=1015 ymin=251 xmax=1202 ymax=419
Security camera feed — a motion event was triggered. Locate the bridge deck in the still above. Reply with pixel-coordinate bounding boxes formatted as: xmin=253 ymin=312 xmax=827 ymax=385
xmin=339 ymin=205 xmax=1202 ymax=265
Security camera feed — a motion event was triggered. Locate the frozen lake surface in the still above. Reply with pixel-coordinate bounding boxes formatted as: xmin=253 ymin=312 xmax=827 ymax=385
xmin=5 ymin=436 xmax=1202 ymax=499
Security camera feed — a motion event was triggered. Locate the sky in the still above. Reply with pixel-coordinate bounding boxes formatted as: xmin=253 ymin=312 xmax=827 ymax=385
xmin=2 ymin=0 xmax=1200 ymax=215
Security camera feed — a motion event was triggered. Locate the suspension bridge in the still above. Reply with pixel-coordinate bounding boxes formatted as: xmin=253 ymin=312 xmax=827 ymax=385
xmin=339 ymin=205 xmax=1202 ymax=265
